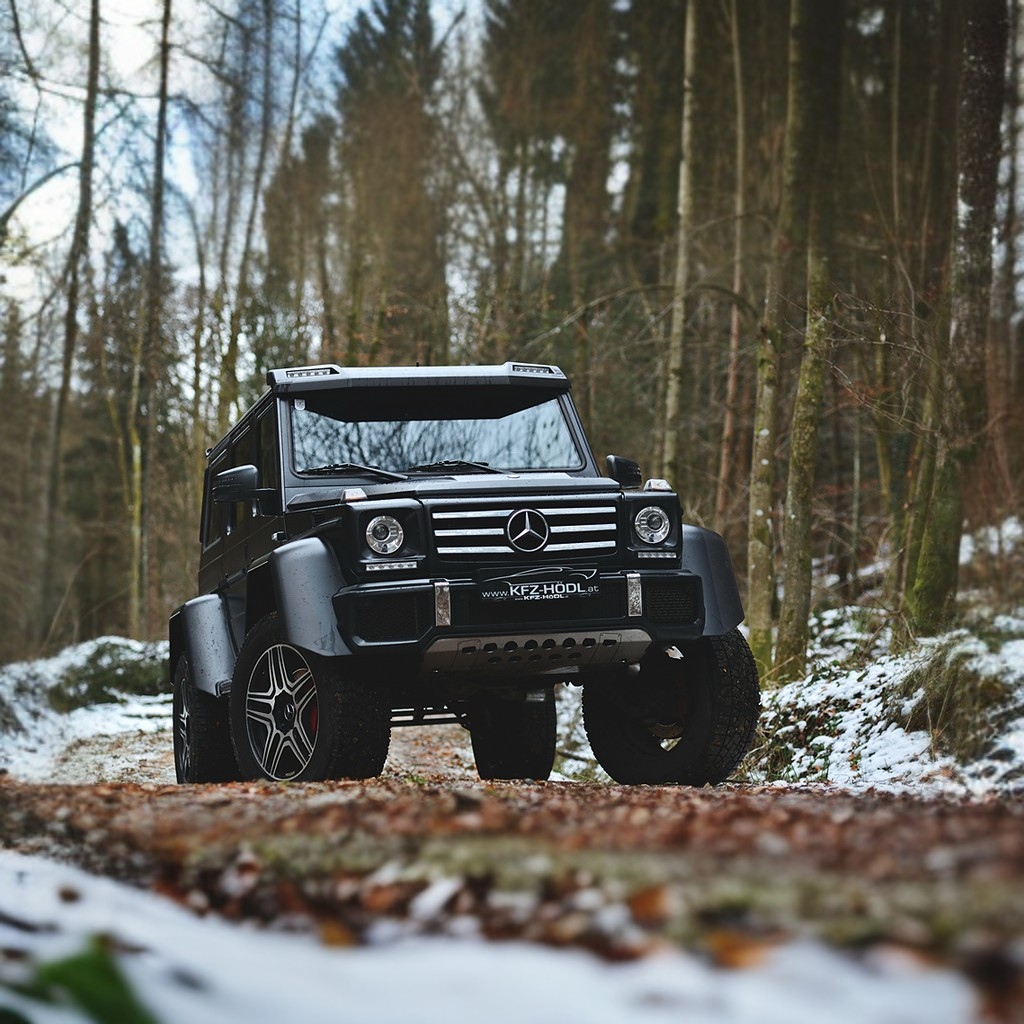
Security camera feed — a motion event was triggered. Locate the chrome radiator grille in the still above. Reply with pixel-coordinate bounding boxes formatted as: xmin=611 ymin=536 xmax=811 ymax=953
xmin=430 ymin=500 xmax=618 ymax=559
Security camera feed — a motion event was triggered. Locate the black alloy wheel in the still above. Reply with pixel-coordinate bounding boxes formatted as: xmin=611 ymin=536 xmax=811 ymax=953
xmin=229 ymin=613 xmax=390 ymax=781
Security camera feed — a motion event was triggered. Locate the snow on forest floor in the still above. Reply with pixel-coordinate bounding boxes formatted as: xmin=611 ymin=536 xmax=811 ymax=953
xmin=1 ymin=518 xmax=1023 ymax=1022
xmin=0 ymin=850 xmax=981 ymax=1024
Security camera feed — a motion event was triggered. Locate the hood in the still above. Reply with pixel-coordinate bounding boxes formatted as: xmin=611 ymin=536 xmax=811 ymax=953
xmin=286 ymin=472 xmax=623 ymax=510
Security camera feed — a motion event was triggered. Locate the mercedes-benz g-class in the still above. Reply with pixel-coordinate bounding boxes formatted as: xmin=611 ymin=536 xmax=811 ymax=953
xmin=169 ymin=362 xmax=759 ymax=784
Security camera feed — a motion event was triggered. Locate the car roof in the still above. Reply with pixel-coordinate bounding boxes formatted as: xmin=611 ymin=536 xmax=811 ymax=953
xmin=265 ymin=361 xmax=570 ymax=393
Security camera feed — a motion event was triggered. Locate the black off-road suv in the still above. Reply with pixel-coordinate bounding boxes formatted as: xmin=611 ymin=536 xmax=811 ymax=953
xmin=169 ymin=362 xmax=759 ymax=784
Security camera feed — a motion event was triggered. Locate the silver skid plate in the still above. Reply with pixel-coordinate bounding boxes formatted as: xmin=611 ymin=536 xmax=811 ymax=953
xmin=423 ymin=629 xmax=652 ymax=674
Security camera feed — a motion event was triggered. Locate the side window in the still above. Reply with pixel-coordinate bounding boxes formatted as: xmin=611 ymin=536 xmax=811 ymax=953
xmin=202 ymin=425 xmax=254 ymax=547
xmin=231 ymin=426 xmax=253 ymax=527
xmin=203 ymin=452 xmax=232 ymax=548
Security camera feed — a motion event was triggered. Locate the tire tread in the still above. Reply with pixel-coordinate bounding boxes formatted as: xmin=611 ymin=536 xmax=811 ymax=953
xmin=470 ymin=698 xmax=556 ymax=781
xmin=582 ymin=628 xmax=760 ymax=785
xmin=174 ymin=658 xmax=238 ymax=784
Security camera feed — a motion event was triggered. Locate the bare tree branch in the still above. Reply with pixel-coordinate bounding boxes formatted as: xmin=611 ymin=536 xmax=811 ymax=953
xmin=0 ymin=161 xmax=79 ymax=247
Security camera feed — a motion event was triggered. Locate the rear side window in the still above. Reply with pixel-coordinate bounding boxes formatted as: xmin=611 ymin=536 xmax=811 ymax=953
xmin=201 ymin=426 xmax=254 ymax=546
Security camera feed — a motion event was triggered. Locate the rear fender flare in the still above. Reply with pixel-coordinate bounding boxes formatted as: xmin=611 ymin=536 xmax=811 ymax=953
xmin=681 ymin=525 xmax=745 ymax=636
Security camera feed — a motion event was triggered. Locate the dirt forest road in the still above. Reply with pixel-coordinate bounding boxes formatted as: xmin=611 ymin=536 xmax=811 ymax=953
xmin=2 ymin=724 xmax=1024 ymax=1013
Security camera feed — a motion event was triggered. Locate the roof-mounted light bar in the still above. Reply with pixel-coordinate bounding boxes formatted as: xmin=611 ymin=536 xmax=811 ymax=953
xmin=265 ymin=361 xmax=569 ymax=393
xmin=511 ymin=363 xmax=556 ymax=375
xmin=267 ymin=365 xmax=342 ymax=385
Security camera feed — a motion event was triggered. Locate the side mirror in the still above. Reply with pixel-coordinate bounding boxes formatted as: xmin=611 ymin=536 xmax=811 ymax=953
xmin=213 ymin=464 xmax=260 ymax=503
xmin=606 ymin=455 xmax=642 ymax=489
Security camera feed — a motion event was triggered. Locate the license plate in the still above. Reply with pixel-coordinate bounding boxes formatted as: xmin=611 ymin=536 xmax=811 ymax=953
xmin=478 ymin=567 xmax=601 ymax=602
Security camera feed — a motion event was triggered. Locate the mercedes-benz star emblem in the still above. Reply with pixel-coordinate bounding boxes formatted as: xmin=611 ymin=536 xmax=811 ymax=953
xmin=505 ymin=508 xmax=550 ymax=553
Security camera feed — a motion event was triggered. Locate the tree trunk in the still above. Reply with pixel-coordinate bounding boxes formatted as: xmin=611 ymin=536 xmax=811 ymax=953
xmin=132 ymin=0 xmax=172 ymax=638
xmin=218 ymin=0 xmax=275 ymax=433
xmin=909 ymin=0 xmax=1008 ymax=634
xmin=42 ymin=0 xmax=100 ymax=642
xmin=714 ymin=0 xmax=747 ymax=538
xmin=564 ymin=0 xmax=613 ymax=428
xmin=989 ymin=0 xmax=1021 ymax=507
xmin=746 ymin=0 xmax=815 ymax=677
xmin=774 ymin=0 xmax=844 ymax=681
xmin=884 ymin=0 xmax=961 ymax=614
xmin=661 ymin=0 xmax=697 ymax=487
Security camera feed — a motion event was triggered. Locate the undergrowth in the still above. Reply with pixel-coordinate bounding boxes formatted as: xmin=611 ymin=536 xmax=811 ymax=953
xmin=46 ymin=641 xmax=165 ymax=714
xmin=745 ymin=582 xmax=1024 ymax=787
xmin=895 ymin=638 xmax=1013 ymax=764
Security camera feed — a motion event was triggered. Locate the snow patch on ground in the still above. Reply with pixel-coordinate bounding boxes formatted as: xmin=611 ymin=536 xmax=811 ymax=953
xmin=0 ymin=852 xmax=980 ymax=1024
xmin=0 ymin=637 xmax=170 ymax=782
xmin=959 ymin=515 xmax=1022 ymax=565
xmin=750 ymin=605 xmax=1024 ymax=794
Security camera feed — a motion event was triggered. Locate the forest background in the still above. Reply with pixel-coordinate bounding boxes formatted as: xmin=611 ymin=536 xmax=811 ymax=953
xmin=0 ymin=0 xmax=1020 ymax=683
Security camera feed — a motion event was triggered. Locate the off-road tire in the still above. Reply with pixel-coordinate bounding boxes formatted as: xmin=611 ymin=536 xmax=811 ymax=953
xmin=172 ymin=657 xmax=238 ymax=783
xmin=582 ymin=628 xmax=760 ymax=785
xmin=469 ymin=695 xmax=557 ymax=781
xmin=229 ymin=613 xmax=390 ymax=781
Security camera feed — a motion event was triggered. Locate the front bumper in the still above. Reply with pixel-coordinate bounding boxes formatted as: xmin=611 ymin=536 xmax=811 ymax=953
xmin=332 ymin=569 xmax=706 ymax=672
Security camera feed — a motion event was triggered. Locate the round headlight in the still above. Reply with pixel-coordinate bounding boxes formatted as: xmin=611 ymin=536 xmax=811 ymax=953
xmin=634 ymin=505 xmax=671 ymax=545
xmin=366 ymin=515 xmax=404 ymax=554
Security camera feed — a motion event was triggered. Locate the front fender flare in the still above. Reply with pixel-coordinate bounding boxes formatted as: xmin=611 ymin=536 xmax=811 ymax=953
xmin=270 ymin=537 xmax=351 ymax=657
xmin=681 ymin=525 xmax=745 ymax=636
xmin=172 ymin=594 xmax=237 ymax=697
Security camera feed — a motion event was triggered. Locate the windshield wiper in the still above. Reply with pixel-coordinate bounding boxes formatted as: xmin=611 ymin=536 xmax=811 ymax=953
xmin=302 ymin=462 xmax=407 ymax=481
xmin=404 ymin=459 xmax=504 ymax=475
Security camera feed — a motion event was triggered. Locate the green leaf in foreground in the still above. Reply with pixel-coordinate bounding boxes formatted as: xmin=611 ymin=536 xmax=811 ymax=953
xmin=12 ymin=935 xmax=158 ymax=1024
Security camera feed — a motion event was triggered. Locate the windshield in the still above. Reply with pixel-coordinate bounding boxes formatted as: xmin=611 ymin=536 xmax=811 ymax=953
xmin=290 ymin=385 xmax=584 ymax=475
